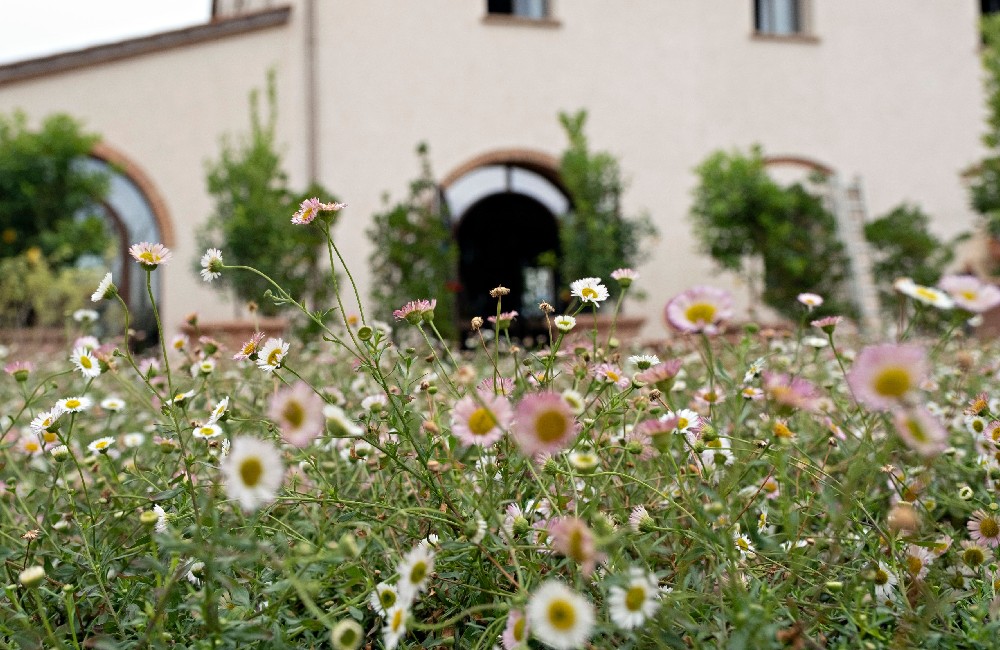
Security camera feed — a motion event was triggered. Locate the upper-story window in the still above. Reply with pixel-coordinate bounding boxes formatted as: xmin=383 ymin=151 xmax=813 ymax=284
xmin=487 ymin=0 xmax=549 ymax=20
xmin=984 ymin=0 xmax=1000 ymax=16
xmin=754 ymin=0 xmax=803 ymax=36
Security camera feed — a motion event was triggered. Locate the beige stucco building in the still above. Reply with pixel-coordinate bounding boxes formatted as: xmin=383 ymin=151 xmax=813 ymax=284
xmin=0 ymin=0 xmax=990 ymax=338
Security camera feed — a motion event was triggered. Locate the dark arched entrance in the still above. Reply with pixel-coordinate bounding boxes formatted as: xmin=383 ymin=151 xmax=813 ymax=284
xmin=456 ymin=192 xmax=561 ymax=339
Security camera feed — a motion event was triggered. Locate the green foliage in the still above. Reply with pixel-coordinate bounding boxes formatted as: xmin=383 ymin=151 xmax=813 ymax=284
xmin=557 ymin=110 xmax=656 ymax=298
xmin=690 ymin=146 xmax=855 ymax=320
xmin=0 ymin=252 xmax=103 ymax=328
xmin=200 ymin=72 xmax=337 ymax=316
xmin=864 ymin=204 xmax=965 ymax=311
xmin=367 ymin=143 xmax=458 ymax=338
xmin=0 ymin=111 xmax=110 ymax=266
xmin=970 ymin=15 xmax=1000 ymax=238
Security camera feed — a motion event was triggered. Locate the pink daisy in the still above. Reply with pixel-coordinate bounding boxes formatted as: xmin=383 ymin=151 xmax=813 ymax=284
xmin=610 ymin=267 xmax=639 ymax=288
xmin=635 ymin=359 xmax=683 ymax=389
xmin=547 ymin=516 xmax=605 ymax=576
xmin=233 ymin=331 xmax=266 ymax=361
xmin=501 ymin=609 xmax=529 ymax=650
xmin=763 ymin=371 xmax=821 ymax=413
xmin=968 ymin=510 xmax=1000 ymax=548
xmin=451 ymin=393 xmax=512 ymax=447
xmin=477 ymin=376 xmax=515 ymax=396
xmin=4 ymin=361 xmax=33 ymax=381
xmin=893 ymin=406 xmax=948 ymax=457
xmin=811 ymin=315 xmax=843 ymax=334
xmin=268 ymin=381 xmax=325 ymax=448
xmin=487 ymin=311 xmax=519 ymax=330
xmin=291 ymin=197 xmax=347 ymax=225
xmin=128 ymin=242 xmax=172 ymax=268
xmin=938 ymin=274 xmax=1000 ymax=313
xmin=592 ymin=363 xmax=630 ymax=389
xmin=392 ymin=299 xmax=436 ymax=325
xmin=511 ymin=392 xmax=579 ymax=456
xmin=665 ymin=286 xmax=733 ymax=335
xmin=846 ymin=344 xmax=927 ymax=411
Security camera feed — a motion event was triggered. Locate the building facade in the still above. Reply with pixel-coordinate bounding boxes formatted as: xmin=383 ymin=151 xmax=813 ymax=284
xmin=0 ymin=0 xmax=989 ymax=337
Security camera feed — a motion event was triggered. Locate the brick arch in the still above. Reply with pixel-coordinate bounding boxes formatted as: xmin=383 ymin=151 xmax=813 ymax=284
xmin=90 ymin=141 xmax=175 ymax=247
xmin=440 ymin=148 xmax=567 ymax=195
xmin=762 ymin=154 xmax=835 ymax=177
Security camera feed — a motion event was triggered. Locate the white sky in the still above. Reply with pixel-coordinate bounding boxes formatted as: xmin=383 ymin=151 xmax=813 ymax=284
xmin=0 ymin=0 xmax=211 ymax=65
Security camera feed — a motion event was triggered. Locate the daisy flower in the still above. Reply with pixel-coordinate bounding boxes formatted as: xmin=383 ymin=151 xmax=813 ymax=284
xmin=268 ymin=381 xmax=325 ymax=448
xmin=665 ymin=286 xmax=733 ymax=335
xmin=811 ymin=315 xmax=843 ymax=334
xmin=570 ymin=277 xmax=609 ymax=305
xmin=199 ymin=248 xmax=223 ymax=282
xmin=968 ymin=510 xmax=1000 ymax=548
xmin=872 ymin=561 xmax=898 ymax=603
xmin=256 ymin=338 xmax=290 ymax=373
xmin=221 ymin=436 xmax=285 ymax=512
xmin=72 ymin=309 xmax=99 ymax=323
xmin=628 ymin=354 xmax=660 ymax=370
xmin=324 ymin=404 xmax=363 ymax=438
xmin=893 ymin=407 xmax=948 ymax=457
xmin=370 ymin=582 xmax=400 ymax=616
xmin=734 ymin=531 xmax=756 ymax=559
xmin=91 ymin=272 xmax=115 ymax=302
xmin=847 ymin=344 xmax=927 ymax=411
xmin=502 ymin=609 xmax=529 ymax=650
xmin=392 ymin=298 xmax=436 ymax=325
xmin=58 ymin=396 xmax=92 ymax=413
xmin=207 ymin=396 xmax=230 ymax=424
xmin=396 ymin=544 xmax=435 ymax=603
xmin=30 ymin=408 xmax=62 ymax=434
xmin=19 ymin=435 xmax=44 ymax=456
xmin=488 ymin=310 xmax=519 ymax=330
xmin=672 ymin=408 xmax=701 ymax=434
xmin=607 ymin=568 xmax=661 ymax=630
xmin=291 ymin=197 xmax=347 ymax=225
xmin=635 ymin=359 xmax=684 ymax=391
xmin=451 ymin=393 xmax=512 ymax=447
xmin=511 ymin=392 xmax=580 ymax=457
xmin=762 ymin=371 xmax=820 ymax=412
xmin=548 ymin=516 xmax=604 ymax=576
xmin=128 ymin=242 xmax=172 ymax=269
xmin=4 ymin=360 xmax=33 ymax=381
xmin=960 ymin=540 xmax=988 ymax=569
xmin=100 ymin=396 xmax=125 ymax=412
xmin=592 ymin=363 xmax=630 ymax=389
xmin=628 ymin=505 xmax=655 ymax=533
xmin=192 ymin=423 xmax=223 ymax=440
xmin=526 ymin=580 xmax=596 ymax=650
xmin=330 ymin=619 xmax=364 ymax=650
xmin=938 ymin=274 xmax=1000 ymax=313
xmin=152 ymin=504 xmax=168 ymax=534
xmin=893 ymin=277 xmax=953 ymax=309
xmin=382 ymin=604 xmax=409 ymax=650
xmin=797 ymin=292 xmax=824 ymax=309
xmin=903 ymin=544 xmax=935 ymax=580
xmin=171 ymin=334 xmax=189 ymax=352
xmin=233 ymin=332 xmax=266 ymax=361
xmin=123 ymin=432 xmax=145 ymax=448
xmin=190 ymin=358 xmax=216 ymax=377
xmin=568 ymin=450 xmax=600 ymax=473
xmin=553 ymin=315 xmax=576 ymax=332
xmin=610 ymin=267 xmax=639 ymax=288
xmin=88 ymin=436 xmax=115 ymax=454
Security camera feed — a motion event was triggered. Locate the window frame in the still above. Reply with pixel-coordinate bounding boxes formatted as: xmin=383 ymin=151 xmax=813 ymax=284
xmin=751 ymin=0 xmax=818 ymax=43
xmin=483 ymin=0 xmax=560 ymax=28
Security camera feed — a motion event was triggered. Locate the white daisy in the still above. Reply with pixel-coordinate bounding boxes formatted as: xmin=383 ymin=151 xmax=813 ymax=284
xmin=734 ymin=531 xmax=756 ymax=559
xmin=171 ymin=335 xmax=189 ymax=352
xmin=153 ymin=504 xmax=168 ymax=534
xmin=330 ymin=619 xmax=364 ymax=650
xmin=628 ymin=354 xmax=660 ymax=370
xmin=193 ymin=423 xmax=223 ymax=440
xmin=569 ymin=277 xmax=610 ymax=305
xmin=893 ymin=277 xmax=954 ymax=310
xmin=100 ymin=396 xmax=125 ymax=412
xmin=370 ymin=581 xmax=400 ymax=616
xmin=57 ymin=396 xmax=92 ymax=413
xmin=190 ymin=358 xmax=216 ymax=377
xmin=323 ymin=403 xmax=363 ymax=438
xmin=19 ymin=435 xmax=44 ymax=456
xmin=70 ymin=346 xmax=101 ymax=378
xmin=607 ymin=568 xmax=661 ymax=630
xmin=208 ymin=396 xmax=230 ymax=424
xmin=396 ymin=544 xmax=435 ymax=603
xmin=200 ymin=248 xmax=223 ymax=282
xmin=88 ymin=436 xmax=115 ymax=453
xmin=526 ymin=580 xmax=596 ymax=650
xmin=256 ymin=338 xmax=290 ymax=373
xmin=382 ymin=604 xmax=409 ymax=650
xmin=166 ymin=390 xmax=196 ymax=406
xmin=72 ymin=309 xmax=99 ymax=323
xmin=554 ymin=315 xmax=577 ymax=332
xmin=873 ymin=562 xmax=898 ymax=603
xmin=123 ymin=432 xmax=145 ymax=448
xmin=91 ymin=272 xmax=115 ymax=302
xmin=30 ymin=408 xmax=62 ymax=434
xmin=672 ymin=409 xmax=701 ymax=434
xmin=221 ymin=436 xmax=285 ymax=512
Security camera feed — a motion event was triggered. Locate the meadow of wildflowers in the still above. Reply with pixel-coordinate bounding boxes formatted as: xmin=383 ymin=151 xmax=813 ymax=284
xmin=5 ymin=202 xmax=1000 ymax=648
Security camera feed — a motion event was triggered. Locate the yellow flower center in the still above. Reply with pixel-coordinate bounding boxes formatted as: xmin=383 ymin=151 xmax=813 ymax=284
xmin=65 ymin=399 xmax=81 ymax=409
xmin=25 ymin=441 xmax=40 ymax=452
xmin=624 ymin=585 xmax=646 ymax=612
xmin=43 ymin=432 xmax=56 ymax=444
xmin=873 ymin=367 xmax=911 ymax=398
xmin=567 ymin=528 xmax=585 ymax=561
xmin=904 ymin=418 xmax=928 ymax=443
xmin=242 ymin=342 xmax=255 ymax=355
xmin=873 ymin=569 xmax=889 ymax=585
xmin=961 ymin=290 xmax=978 ymax=301
xmin=581 ymin=287 xmax=598 ymax=300
xmin=964 ymin=547 xmax=986 ymax=566
xmin=468 ymin=407 xmax=497 ymax=436
xmin=980 ymin=516 xmax=1000 ymax=539
xmin=239 ymin=457 xmax=263 ymax=487
xmin=267 ymin=348 xmax=282 ymax=366
xmin=684 ymin=302 xmax=716 ymax=324
xmin=535 ymin=411 xmax=568 ymax=444
xmin=906 ymin=555 xmax=923 ymax=576
xmin=95 ymin=441 xmax=109 ymax=450
xmin=409 ymin=560 xmax=427 ymax=584
xmin=338 ymin=627 xmax=357 ymax=646
xmin=914 ymin=287 xmax=940 ymax=302
xmin=391 ymin=608 xmax=404 ymax=632
xmin=513 ymin=617 xmax=526 ymax=640
xmin=380 ymin=588 xmax=396 ymax=609
xmin=546 ymin=598 xmax=576 ymax=631
xmin=80 ymin=356 xmax=93 ymax=369
xmin=677 ymin=417 xmax=689 ymax=429
xmin=282 ymin=400 xmax=305 ymax=428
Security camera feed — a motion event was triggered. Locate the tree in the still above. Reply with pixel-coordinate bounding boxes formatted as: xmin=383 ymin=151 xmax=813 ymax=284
xmin=0 ymin=111 xmax=110 ymax=266
xmin=690 ymin=146 xmax=855 ymax=320
xmin=970 ymin=15 xmax=1000 ymax=242
xmin=200 ymin=72 xmax=337 ymax=316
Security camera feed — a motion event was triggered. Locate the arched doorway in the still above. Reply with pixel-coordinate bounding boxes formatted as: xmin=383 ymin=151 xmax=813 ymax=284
xmin=443 ymin=154 xmax=570 ymax=341
xmin=80 ymin=144 xmax=173 ymax=345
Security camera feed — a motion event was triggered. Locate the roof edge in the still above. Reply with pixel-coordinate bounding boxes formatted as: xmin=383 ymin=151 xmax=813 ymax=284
xmin=0 ymin=6 xmax=292 ymax=87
